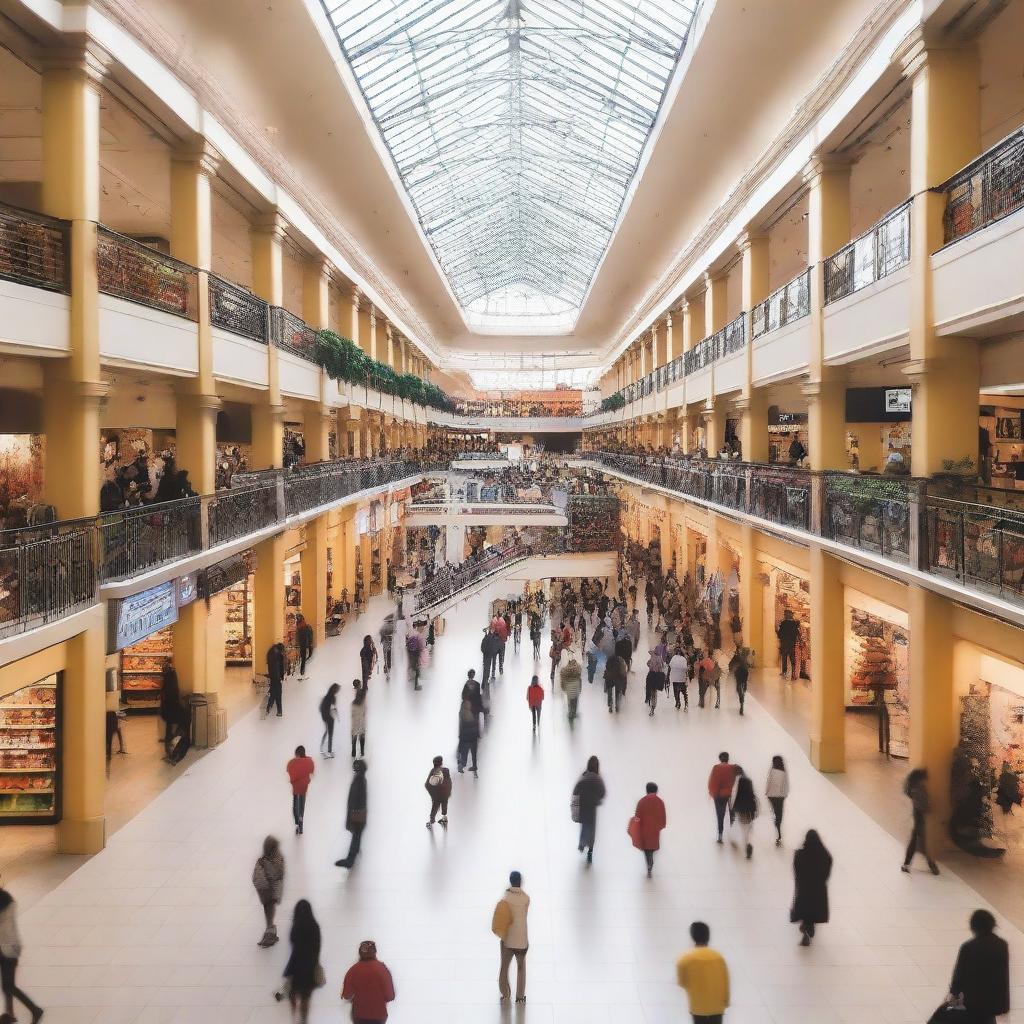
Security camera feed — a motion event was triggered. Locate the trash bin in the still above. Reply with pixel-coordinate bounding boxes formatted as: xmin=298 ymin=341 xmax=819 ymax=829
xmin=189 ymin=694 xmax=210 ymax=748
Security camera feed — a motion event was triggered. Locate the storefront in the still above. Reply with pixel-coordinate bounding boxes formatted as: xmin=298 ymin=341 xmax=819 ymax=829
xmin=979 ymin=397 xmax=1024 ymax=488
xmin=110 ymin=581 xmax=181 ymax=713
xmin=759 ymin=561 xmax=811 ymax=678
xmin=767 ymin=408 xmax=808 ymax=465
xmin=844 ymin=387 xmax=913 ymax=473
xmin=207 ymin=552 xmax=256 ymax=665
xmin=844 ymin=589 xmax=910 ymax=758
xmin=0 ymin=672 xmax=60 ymax=824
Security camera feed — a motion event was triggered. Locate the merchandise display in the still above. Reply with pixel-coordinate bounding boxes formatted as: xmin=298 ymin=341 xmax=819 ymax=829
xmin=120 ymin=626 xmax=173 ymax=712
xmin=847 ymin=607 xmax=910 ymax=758
xmin=772 ymin=568 xmax=811 ymax=679
xmin=566 ymin=494 xmax=621 ymax=552
xmin=224 ymin=575 xmax=254 ymax=664
xmin=0 ymin=674 xmax=60 ymax=821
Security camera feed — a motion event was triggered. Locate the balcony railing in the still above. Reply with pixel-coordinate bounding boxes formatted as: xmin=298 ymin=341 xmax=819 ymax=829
xmin=940 ymin=126 xmax=1024 ymax=245
xmin=0 ymin=203 xmax=69 ymax=292
xmin=822 ymin=472 xmax=918 ymax=563
xmin=100 ymin=496 xmax=203 ymax=581
xmin=209 ymin=274 xmax=269 ymax=343
xmin=270 ymin=305 xmax=318 ymax=361
xmin=824 ymin=201 xmax=911 ymax=303
xmin=684 ymin=332 xmax=719 ymax=375
xmin=752 ymin=269 xmax=810 ymax=339
xmin=96 ymin=228 xmax=199 ymax=319
xmin=720 ymin=314 xmax=746 ymax=357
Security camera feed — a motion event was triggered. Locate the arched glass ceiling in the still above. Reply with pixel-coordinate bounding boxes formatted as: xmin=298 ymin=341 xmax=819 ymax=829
xmin=322 ymin=0 xmax=700 ymax=328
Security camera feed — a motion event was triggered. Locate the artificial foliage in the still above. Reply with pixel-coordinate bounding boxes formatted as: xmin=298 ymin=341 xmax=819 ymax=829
xmin=600 ymin=393 xmax=626 ymax=412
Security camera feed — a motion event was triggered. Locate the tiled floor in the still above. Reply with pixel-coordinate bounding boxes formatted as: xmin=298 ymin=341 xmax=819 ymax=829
xmin=8 ymin=584 xmax=1024 ymax=1023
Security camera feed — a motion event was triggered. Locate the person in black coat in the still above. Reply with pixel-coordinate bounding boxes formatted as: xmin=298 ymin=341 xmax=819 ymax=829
xmin=948 ymin=909 xmax=1009 ymax=1024
xmin=282 ymin=899 xmax=322 ymax=1023
xmin=158 ymin=665 xmax=181 ymax=756
xmin=573 ymin=755 xmax=607 ymax=864
xmin=266 ymin=642 xmax=286 ymax=717
xmin=614 ymin=632 xmax=633 ymax=671
xmin=335 ymin=759 xmax=367 ymax=869
xmin=296 ymin=616 xmax=314 ymax=679
xmin=791 ymin=829 xmax=832 ymax=946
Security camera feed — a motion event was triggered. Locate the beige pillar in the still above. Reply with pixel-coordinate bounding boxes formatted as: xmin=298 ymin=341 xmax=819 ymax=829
xmin=666 ymin=312 xmax=680 ymax=362
xmin=251 ymin=211 xmax=287 ymax=468
xmin=368 ymin=305 xmax=378 ymax=362
xmin=301 ymin=514 xmax=330 ymax=646
xmin=809 ymin=544 xmax=845 ymax=772
xmin=254 ymin=533 xmax=286 ymax=666
xmin=350 ymin=286 xmax=362 ymax=349
xmin=386 ymin=323 xmax=395 ymax=369
xmin=901 ymin=37 xmax=981 ymax=475
xmin=682 ymin=294 xmax=705 ymax=350
xmin=704 ymin=271 xmax=728 ymax=337
xmin=738 ymin=524 xmax=761 ymax=651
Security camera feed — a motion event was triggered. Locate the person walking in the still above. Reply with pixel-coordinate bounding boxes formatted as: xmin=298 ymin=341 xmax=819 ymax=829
xmin=456 ymin=698 xmax=480 ymax=776
xmin=560 ymin=652 xmax=583 ymax=722
xmin=791 ymin=829 xmax=832 ymax=946
xmin=730 ymin=770 xmax=759 ymax=859
xmin=286 ymin=745 xmax=315 ymax=835
xmin=614 ymin=630 xmax=633 ymax=673
xmin=632 ymin=782 xmax=667 ymax=877
xmin=676 ymin=921 xmax=729 ymax=1024
xmin=708 ymin=752 xmax=737 ymax=844
xmin=252 ymin=835 xmax=285 ymax=947
xmin=946 ymin=909 xmax=1010 ymax=1024
xmin=645 ymin=654 xmax=666 ymax=717
xmin=424 ymin=756 xmax=452 ymax=828
xmin=902 ymin=767 xmax=940 ymax=875
xmin=296 ymin=615 xmax=314 ymax=680
xmin=777 ymin=609 xmax=799 ymax=681
xmin=158 ymin=664 xmax=181 ymax=756
xmin=0 ymin=887 xmax=43 ymax=1024
xmin=733 ymin=654 xmax=749 ymax=716
xmin=282 ymin=899 xmax=321 ymax=1024
xmin=572 ymin=755 xmax=606 ymax=864
xmin=359 ymin=635 xmax=378 ymax=687
xmin=548 ymin=631 xmax=563 ymax=683
xmin=669 ymin=646 xmax=689 ymax=711
xmin=765 ymin=756 xmax=789 ymax=846
xmin=341 ymin=940 xmax=395 ymax=1023
xmin=379 ymin=616 xmax=395 ymax=678
xmin=319 ymin=683 xmax=340 ymax=758
xmin=350 ymin=683 xmax=367 ymax=758
xmin=266 ymin=642 xmax=286 ymax=717
xmin=335 ymin=759 xmax=367 ymax=869
xmin=529 ymin=614 xmax=542 ymax=659
xmin=481 ymin=627 xmax=502 ymax=685
xmin=604 ymin=653 xmax=627 ymax=713
xmin=697 ymin=650 xmax=714 ymax=709
xmin=461 ymin=671 xmax=484 ymax=719
xmin=492 ymin=870 xmax=530 ymax=1005
xmin=526 ymin=676 xmax=544 ymax=731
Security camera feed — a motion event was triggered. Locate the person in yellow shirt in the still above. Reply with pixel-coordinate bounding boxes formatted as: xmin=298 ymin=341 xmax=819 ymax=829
xmin=676 ymin=920 xmax=729 ymax=1023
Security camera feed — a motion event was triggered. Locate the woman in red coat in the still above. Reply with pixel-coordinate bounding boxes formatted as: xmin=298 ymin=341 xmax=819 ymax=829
xmin=633 ymin=782 xmax=667 ymax=877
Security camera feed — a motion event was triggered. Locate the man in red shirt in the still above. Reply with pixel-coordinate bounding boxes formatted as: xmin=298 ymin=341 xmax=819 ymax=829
xmin=286 ymin=744 xmax=315 ymax=836
xmin=707 ymin=751 xmax=737 ymax=844
xmin=342 ymin=940 xmax=395 ymax=1023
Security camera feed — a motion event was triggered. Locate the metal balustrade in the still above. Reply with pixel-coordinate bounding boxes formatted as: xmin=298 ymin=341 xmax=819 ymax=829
xmin=824 ymin=202 xmax=911 ymax=303
xmin=752 ymin=269 xmax=810 ymax=339
xmin=100 ymin=496 xmax=203 ymax=581
xmin=270 ymin=305 xmax=318 ymax=360
xmin=209 ymin=274 xmax=269 ymax=343
xmin=822 ymin=472 xmax=917 ymax=563
xmin=0 ymin=203 xmax=69 ymax=292
xmin=96 ymin=228 xmax=199 ymax=319
xmin=940 ymin=126 xmax=1024 ymax=244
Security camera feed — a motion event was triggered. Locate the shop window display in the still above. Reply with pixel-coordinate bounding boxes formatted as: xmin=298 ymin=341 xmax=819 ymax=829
xmin=224 ymin=575 xmax=255 ymax=664
xmin=0 ymin=674 xmax=60 ymax=823
xmin=120 ymin=626 xmax=173 ymax=712
xmin=0 ymin=433 xmax=47 ymax=529
xmin=847 ymin=608 xmax=910 ymax=758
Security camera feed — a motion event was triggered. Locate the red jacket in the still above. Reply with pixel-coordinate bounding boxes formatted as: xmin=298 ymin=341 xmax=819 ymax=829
xmin=286 ymin=755 xmax=315 ymax=796
xmin=527 ymin=683 xmax=545 ymax=708
xmin=707 ymin=762 xmax=736 ymax=799
xmin=491 ymin=616 xmax=509 ymax=642
xmin=342 ymin=958 xmax=395 ymax=1020
xmin=635 ymin=793 xmax=667 ymax=850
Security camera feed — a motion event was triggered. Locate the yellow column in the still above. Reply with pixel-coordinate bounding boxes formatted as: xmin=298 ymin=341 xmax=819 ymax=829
xmin=666 ymin=312 xmax=679 ymax=362
xmin=638 ymin=339 xmax=648 ymax=379
xmin=682 ymin=294 xmax=704 ymax=350
xmin=351 ymin=286 xmax=362 ymax=349
xmin=908 ymin=584 xmax=956 ymax=846
xmin=41 ymin=49 xmax=107 ymax=521
xmin=338 ymin=509 xmax=357 ymax=596
xmin=304 ymin=406 xmax=333 ymax=464
xmin=58 ymin=624 xmax=107 ymax=853
xmin=809 ymin=544 xmax=845 ymax=771
xmin=900 ymin=38 xmax=980 ymax=475
xmin=649 ymin=325 xmax=658 ymax=372
xmin=386 ymin=323 xmax=395 ymax=370
xmin=254 ymin=534 xmax=286 ymax=669
xmin=360 ymin=529 xmax=372 ymax=595
xmin=738 ymin=524 xmax=761 ymax=651
xmin=704 ymin=270 xmax=727 ymax=336
xmin=368 ymin=306 xmax=379 ymax=362
xmin=702 ymin=406 xmax=725 ymax=456
xmin=737 ymin=231 xmax=770 ymax=461
xmin=359 ymin=302 xmax=374 ymax=362
xmin=301 ymin=514 xmax=330 ymax=646
xmin=251 ymin=211 xmax=287 ymax=468
xmin=173 ymin=594 xmax=225 ymax=700
xmin=802 ymin=156 xmax=850 ymax=469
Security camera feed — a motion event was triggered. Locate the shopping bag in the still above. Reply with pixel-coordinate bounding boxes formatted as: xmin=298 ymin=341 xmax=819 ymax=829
xmin=627 ymin=815 xmax=643 ymax=849
xmin=927 ymin=997 xmax=966 ymax=1024
xmin=570 ymin=794 xmax=581 ymax=823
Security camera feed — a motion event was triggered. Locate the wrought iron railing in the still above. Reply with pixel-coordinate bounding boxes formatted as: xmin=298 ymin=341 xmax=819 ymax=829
xmin=99 ymin=496 xmax=203 ymax=581
xmin=939 ymin=127 xmax=1024 ymax=244
xmin=752 ymin=269 xmax=811 ymax=339
xmin=822 ymin=472 xmax=918 ymax=564
xmin=209 ymin=274 xmax=269 ymax=343
xmin=719 ymin=314 xmax=746 ymax=356
xmin=209 ymin=482 xmax=280 ymax=547
xmin=0 ymin=519 xmax=97 ymax=640
xmin=270 ymin=305 xmax=318 ymax=361
xmin=0 ymin=203 xmax=69 ymax=292
xmin=824 ymin=201 xmax=911 ymax=303
xmin=684 ymin=332 xmax=719 ymax=375
xmin=96 ymin=228 xmax=199 ymax=319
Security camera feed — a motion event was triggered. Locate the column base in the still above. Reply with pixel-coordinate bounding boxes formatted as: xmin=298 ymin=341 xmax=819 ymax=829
xmin=57 ymin=815 xmax=106 ymax=854
xmin=809 ymin=737 xmax=845 ymax=773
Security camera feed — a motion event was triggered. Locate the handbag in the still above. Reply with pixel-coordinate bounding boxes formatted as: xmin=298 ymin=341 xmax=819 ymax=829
xmin=927 ymin=997 xmax=966 ymax=1024
xmin=313 ymin=964 xmax=326 ymax=989
xmin=570 ymin=793 xmax=581 ymax=824
xmin=627 ymin=815 xmax=642 ymax=849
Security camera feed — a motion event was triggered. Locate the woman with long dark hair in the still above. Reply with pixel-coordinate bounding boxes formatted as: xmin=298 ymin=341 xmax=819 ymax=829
xmin=730 ymin=770 xmax=759 ymax=859
xmin=350 ymin=682 xmax=367 ymax=758
xmin=158 ymin=664 xmax=181 ymax=756
xmin=765 ymin=755 xmax=790 ymax=846
xmin=902 ymin=767 xmax=940 ymax=875
xmin=791 ymin=830 xmax=832 ymax=946
xmin=358 ymin=635 xmax=378 ymax=687
xmin=572 ymin=755 xmax=606 ymax=864
xmin=0 ymin=887 xmax=43 ymax=1024
xmin=282 ymin=899 xmax=322 ymax=1023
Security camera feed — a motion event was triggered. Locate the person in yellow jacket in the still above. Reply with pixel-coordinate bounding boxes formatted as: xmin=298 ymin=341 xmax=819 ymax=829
xmin=676 ymin=920 xmax=729 ymax=1023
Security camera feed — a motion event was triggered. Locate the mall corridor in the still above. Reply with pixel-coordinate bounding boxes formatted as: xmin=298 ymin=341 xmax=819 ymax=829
xmin=8 ymin=585 xmax=1024 ymax=1024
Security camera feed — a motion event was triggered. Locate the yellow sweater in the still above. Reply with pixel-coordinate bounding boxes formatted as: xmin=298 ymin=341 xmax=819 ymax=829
xmin=676 ymin=946 xmax=730 ymax=1016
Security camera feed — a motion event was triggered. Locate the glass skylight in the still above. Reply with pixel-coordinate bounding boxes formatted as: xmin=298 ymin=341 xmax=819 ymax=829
xmin=322 ymin=0 xmax=701 ymax=327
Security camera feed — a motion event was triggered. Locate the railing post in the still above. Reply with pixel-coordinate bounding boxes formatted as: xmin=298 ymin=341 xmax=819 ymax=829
xmin=810 ymin=473 xmax=823 ymax=536
xmin=274 ymin=471 xmax=286 ymax=524
xmin=909 ymin=482 xmax=923 ymax=572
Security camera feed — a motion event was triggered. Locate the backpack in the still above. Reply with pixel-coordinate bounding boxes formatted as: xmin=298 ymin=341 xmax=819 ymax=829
xmin=491 ymin=899 xmax=512 ymax=939
xmin=428 ymin=768 xmax=444 ymax=788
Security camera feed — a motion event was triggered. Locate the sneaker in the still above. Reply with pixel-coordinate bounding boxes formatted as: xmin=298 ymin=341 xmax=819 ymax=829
xmin=775 ymin=837 xmax=782 ymax=847
xmin=458 ymin=766 xmax=465 ymax=774
xmin=799 ymin=933 xmax=811 ymax=947
xmin=746 ymin=843 xmax=753 ymax=860
xmin=716 ymin=836 xmax=723 ymax=844
xmin=276 ymin=711 xmax=283 ymax=717
xmin=900 ymin=864 xmax=910 ymax=873
xmin=586 ymin=849 xmax=593 ymax=864
xmin=426 ymin=820 xmax=434 ymax=828
xmin=928 ymin=861 xmax=940 ymax=875
xmin=439 ymin=816 xmax=448 ymax=827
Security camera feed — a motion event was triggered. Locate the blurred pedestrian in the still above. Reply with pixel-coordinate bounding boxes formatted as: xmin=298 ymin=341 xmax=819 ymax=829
xmin=632 ymin=782 xmax=667 ymax=877
xmin=252 ymin=835 xmax=285 ymax=947
xmin=791 ymin=829 xmax=832 ymax=946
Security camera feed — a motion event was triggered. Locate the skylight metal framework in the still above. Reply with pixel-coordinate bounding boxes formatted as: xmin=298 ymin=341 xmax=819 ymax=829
xmin=323 ymin=0 xmax=700 ymax=322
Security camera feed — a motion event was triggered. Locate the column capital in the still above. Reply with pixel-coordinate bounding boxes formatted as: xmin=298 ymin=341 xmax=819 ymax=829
xmin=736 ymin=229 xmax=768 ymax=253
xmin=351 ymin=285 xmax=362 ymax=309
xmin=801 ymin=153 xmax=853 ymax=188
xmin=730 ymin=395 xmax=752 ymax=414
xmin=41 ymin=44 xmax=112 ymax=87
xmin=70 ymin=379 xmax=111 ymax=404
xmin=893 ymin=26 xmax=975 ymax=80
xmin=385 ymin=322 xmax=394 ymax=341
xmin=703 ymin=268 xmax=728 ymax=288
xmin=800 ymin=372 xmax=846 ymax=400
xmin=171 ymin=138 xmax=222 ymax=178
xmin=252 ymin=210 xmax=288 ymax=241
xmin=178 ymin=391 xmax=223 ymax=413
xmin=305 ymin=253 xmax=334 ymax=281
xmin=369 ymin=305 xmax=377 ymax=327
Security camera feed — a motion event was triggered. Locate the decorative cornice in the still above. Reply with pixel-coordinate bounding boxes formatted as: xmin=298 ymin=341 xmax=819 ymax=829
xmin=171 ymin=137 xmax=222 ymax=178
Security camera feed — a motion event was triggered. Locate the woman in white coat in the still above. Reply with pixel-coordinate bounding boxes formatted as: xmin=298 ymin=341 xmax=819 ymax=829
xmin=0 ymin=887 xmax=42 ymax=1024
xmin=765 ymin=755 xmax=790 ymax=846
